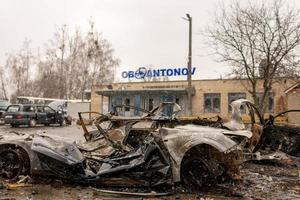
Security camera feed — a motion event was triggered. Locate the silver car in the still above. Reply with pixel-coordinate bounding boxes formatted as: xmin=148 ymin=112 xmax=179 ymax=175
xmin=0 ymin=100 xmax=259 ymax=189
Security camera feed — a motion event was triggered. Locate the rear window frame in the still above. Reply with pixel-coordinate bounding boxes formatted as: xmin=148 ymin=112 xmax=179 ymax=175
xmin=6 ymin=105 xmax=21 ymax=113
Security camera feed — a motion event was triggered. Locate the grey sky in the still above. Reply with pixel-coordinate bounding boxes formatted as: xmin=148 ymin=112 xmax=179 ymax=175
xmin=0 ymin=0 xmax=299 ymax=81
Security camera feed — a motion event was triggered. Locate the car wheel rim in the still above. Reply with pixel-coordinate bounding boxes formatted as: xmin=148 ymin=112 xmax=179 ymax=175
xmin=30 ymin=119 xmax=36 ymax=127
xmin=181 ymin=158 xmax=211 ymax=189
xmin=60 ymin=119 xmax=66 ymax=126
xmin=0 ymin=150 xmax=22 ymax=180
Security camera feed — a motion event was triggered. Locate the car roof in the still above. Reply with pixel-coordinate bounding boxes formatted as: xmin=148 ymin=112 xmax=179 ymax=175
xmin=8 ymin=104 xmax=48 ymax=107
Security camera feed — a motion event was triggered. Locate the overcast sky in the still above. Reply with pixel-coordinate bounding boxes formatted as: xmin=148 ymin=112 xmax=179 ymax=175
xmin=0 ymin=0 xmax=299 ymax=82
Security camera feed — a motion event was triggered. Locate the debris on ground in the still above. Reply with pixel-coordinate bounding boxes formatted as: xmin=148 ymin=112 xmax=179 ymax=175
xmin=0 ymin=182 xmax=5 ymax=189
xmin=17 ymin=175 xmax=32 ymax=184
xmin=92 ymin=188 xmax=171 ymax=197
xmin=6 ymin=183 xmax=32 ymax=190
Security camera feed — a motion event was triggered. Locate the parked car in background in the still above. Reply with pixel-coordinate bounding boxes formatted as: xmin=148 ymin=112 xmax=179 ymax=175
xmin=0 ymin=100 xmax=10 ymax=125
xmin=4 ymin=104 xmax=66 ymax=127
xmin=48 ymin=100 xmax=72 ymax=125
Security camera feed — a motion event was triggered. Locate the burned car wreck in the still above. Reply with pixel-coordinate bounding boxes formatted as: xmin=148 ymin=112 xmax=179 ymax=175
xmin=258 ymin=109 xmax=300 ymax=158
xmin=0 ymin=100 xmax=299 ymax=189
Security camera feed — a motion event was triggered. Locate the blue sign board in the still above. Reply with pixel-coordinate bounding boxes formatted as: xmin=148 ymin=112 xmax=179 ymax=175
xmin=121 ymin=67 xmax=196 ymax=79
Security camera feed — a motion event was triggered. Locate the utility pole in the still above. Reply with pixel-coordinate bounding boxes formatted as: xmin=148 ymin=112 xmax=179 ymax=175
xmin=183 ymin=13 xmax=194 ymax=116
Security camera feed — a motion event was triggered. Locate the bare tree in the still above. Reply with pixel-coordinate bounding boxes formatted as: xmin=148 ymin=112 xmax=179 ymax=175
xmin=6 ymin=39 xmax=35 ymax=101
xmin=66 ymin=29 xmax=83 ymax=99
xmin=0 ymin=66 xmax=8 ymax=100
xmin=207 ymin=0 xmax=300 ymax=114
xmin=3 ymin=20 xmax=119 ymax=101
xmin=35 ymin=20 xmax=119 ymax=100
xmin=73 ymin=20 xmax=119 ymax=100
xmin=49 ymin=25 xmax=68 ymax=99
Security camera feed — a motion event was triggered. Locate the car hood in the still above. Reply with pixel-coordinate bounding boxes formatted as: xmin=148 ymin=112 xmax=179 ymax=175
xmin=160 ymin=124 xmax=252 ymax=153
xmin=0 ymin=132 xmax=31 ymax=142
xmin=0 ymin=132 xmax=83 ymax=165
xmin=31 ymin=134 xmax=84 ymax=165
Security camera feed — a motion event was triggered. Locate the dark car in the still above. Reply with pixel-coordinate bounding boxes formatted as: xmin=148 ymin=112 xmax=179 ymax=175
xmin=0 ymin=100 xmax=10 ymax=125
xmin=4 ymin=104 xmax=65 ymax=127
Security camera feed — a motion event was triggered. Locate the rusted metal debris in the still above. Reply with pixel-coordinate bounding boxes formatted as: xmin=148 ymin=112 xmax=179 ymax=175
xmin=261 ymin=119 xmax=300 ymax=157
xmin=92 ymin=188 xmax=171 ymax=197
xmin=0 ymin=100 xmax=299 ymax=191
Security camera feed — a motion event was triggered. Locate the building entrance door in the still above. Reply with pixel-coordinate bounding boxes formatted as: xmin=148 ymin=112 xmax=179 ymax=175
xmin=160 ymin=95 xmax=173 ymax=117
xmin=134 ymin=95 xmax=141 ymax=116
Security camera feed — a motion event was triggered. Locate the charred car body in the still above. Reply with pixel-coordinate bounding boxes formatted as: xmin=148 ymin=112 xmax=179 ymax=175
xmin=0 ymin=100 xmax=298 ymax=189
xmin=258 ymin=110 xmax=300 ymax=158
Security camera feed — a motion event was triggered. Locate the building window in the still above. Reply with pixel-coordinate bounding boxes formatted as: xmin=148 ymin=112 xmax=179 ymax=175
xmin=148 ymin=98 xmax=154 ymax=111
xmin=125 ymin=98 xmax=130 ymax=111
xmin=111 ymin=96 xmax=123 ymax=112
xmin=256 ymin=93 xmax=274 ymax=113
xmin=204 ymin=93 xmax=221 ymax=113
xmin=228 ymin=92 xmax=246 ymax=113
xmin=175 ymin=97 xmax=180 ymax=105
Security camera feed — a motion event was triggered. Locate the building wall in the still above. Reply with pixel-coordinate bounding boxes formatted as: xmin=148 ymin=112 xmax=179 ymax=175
xmin=68 ymin=102 xmax=91 ymax=119
xmin=191 ymin=79 xmax=292 ymax=118
xmin=91 ymin=78 xmax=298 ymax=120
xmin=91 ymin=86 xmax=102 ymax=113
xmin=287 ymin=87 xmax=300 ymax=125
xmin=192 ymin=79 xmax=245 ymax=118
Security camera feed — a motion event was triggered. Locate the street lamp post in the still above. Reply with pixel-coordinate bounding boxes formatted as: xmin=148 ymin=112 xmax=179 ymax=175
xmin=183 ymin=14 xmax=193 ymax=116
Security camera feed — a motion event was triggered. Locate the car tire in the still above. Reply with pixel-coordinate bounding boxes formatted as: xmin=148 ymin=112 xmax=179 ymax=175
xmin=0 ymin=146 xmax=30 ymax=181
xmin=180 ymin=155 xmax=220 ymax=190
xmin=10 ymin=123 xmax=15 ymax=128
xmin=29 ymin=119 xmax=37 ymax=127
xmin=0 ymin=148 xmax=24 ymax=181
xmin=59 ymin=118 xmax=66 ymax=126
